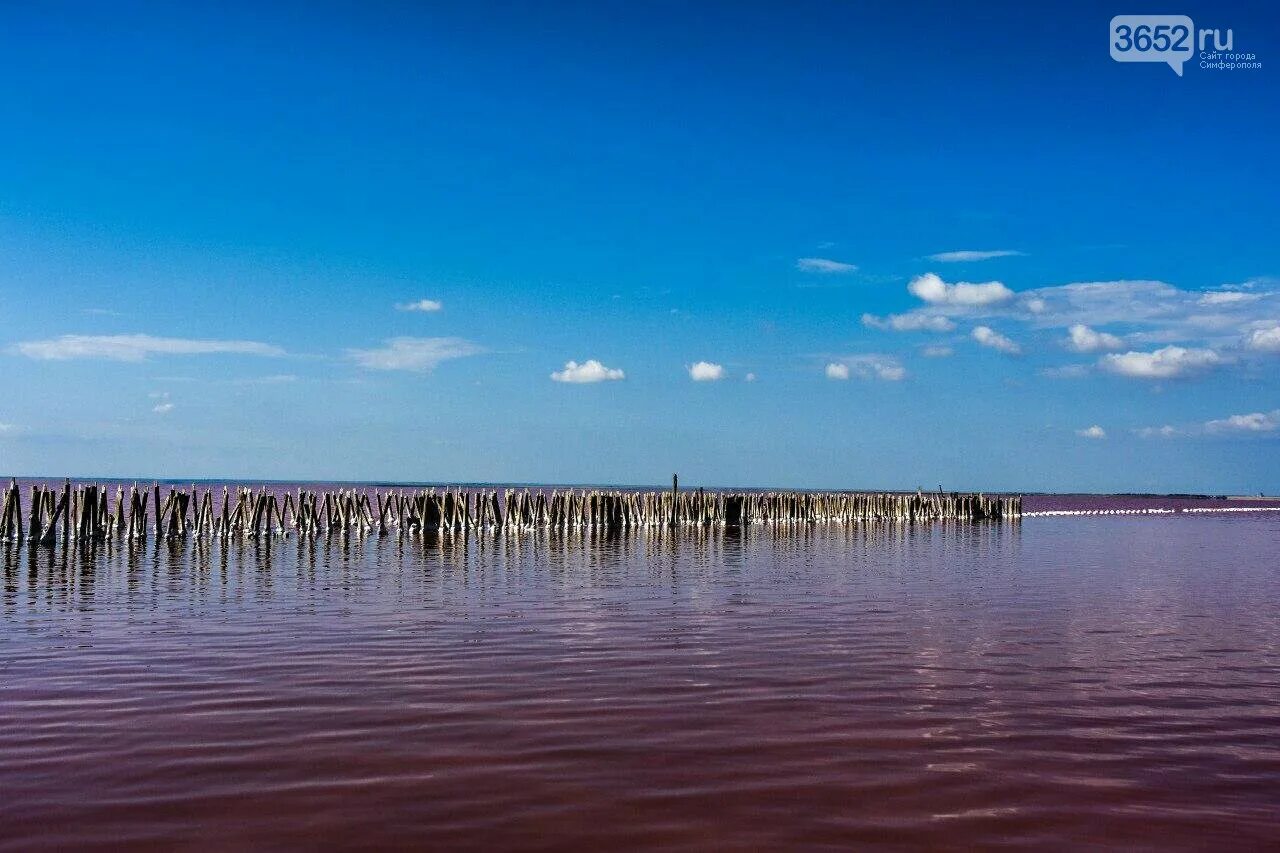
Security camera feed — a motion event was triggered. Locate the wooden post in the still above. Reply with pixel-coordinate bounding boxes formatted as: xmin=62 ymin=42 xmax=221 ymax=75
xmin=61 ymin=480 xmax=71 ymax=546
xmin=669 ymin=473 xmax=678 ymax=527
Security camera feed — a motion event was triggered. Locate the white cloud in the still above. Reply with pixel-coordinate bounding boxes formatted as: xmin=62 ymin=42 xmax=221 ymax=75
xmin=971 ymin=325 xmax=1021 ymax=355
xmin=1199 ymin=291 xmax=1260 ymax=306
xmin=150 ymin=391 xmax=174 ymax=414
xmin=826 ymin=355 xmax=906 ymax=382
xmin=1244 ymin=322 xmax=1280 ymax=352
xmin=920 ymin=345 xmax=953 ymax=358
xmin=1205 ymin=410 xmax=1280 ymax=434
xmin=1076 ymin=425 xmax=1106 ymax=439
xmin=928 ymin=250 xmax=1024 ymax=263
xmin=861 ymin=312 xmax=956 ymax=332
xmin=797 ymin=257 xmax=857 ymax=274
xmin=347 ymin=337 xmax=484 ymax=371
xmin=396 ymin=299 xmax=443 ymax=312
xmin=873 ymin=279 xmax=1277 ymax=365
xmin=1132 ymin=411 xmax=1280 ymax=438
xmin=745 ymin=372 xmax=757 ymax=382
xmin=1135 ymin=425 xmax=1180 ymax=439
xmin=1098 ymin=345 xmax=1227 ymax=379
xmin=1228 ymin=280 xmax=1280 ymax=294
xmin=13 ymin=334 xmax=284 ymax=362
xmin=1041 ymin=364 xmax=1091 ymax=379
xmin=848 ymin=277 xmax=1279 ymax=384
xmin=1004 ymin=280 xmax=1185 ymax=330
xmin=1013 ymin=280 xmax=1279 ymax=337
xmin=0 ymin=422 xmax=18 ymax=433
xmin=908 ymin=272 xmax=1014 ymax=307
xmin=228 ymin=374 xmax=299 ymax=386
xmin=1066 ymin=324 xmax=1125 ymax=353
xmin=551 ymin=359 xmax=625 ymax=383
xmin=688 ymin=361 xmax=725 ymax=381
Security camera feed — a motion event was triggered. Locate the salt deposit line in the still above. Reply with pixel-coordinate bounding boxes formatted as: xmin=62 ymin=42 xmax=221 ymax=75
xmin=0 ymin=479 xmax=1021 ymax=547
xmin=1024 ymin=506 xmax=1280 ymax=517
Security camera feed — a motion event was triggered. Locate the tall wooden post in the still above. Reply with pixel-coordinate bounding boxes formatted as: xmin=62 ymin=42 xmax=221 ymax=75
xmin=670 ymin=473 xmax=678 ymax=527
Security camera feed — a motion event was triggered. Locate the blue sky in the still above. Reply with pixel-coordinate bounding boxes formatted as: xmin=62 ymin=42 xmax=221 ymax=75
xmin=1 ymin=1 xmax=1278 ymax=492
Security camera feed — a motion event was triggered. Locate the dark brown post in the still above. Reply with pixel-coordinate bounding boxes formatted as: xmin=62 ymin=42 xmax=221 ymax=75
xmin=669 ymin=474 xmax=678 ymax=527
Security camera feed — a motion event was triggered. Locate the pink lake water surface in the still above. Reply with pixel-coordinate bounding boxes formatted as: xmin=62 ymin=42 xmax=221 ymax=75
xmin=2 ymin=501 xmax=1278 ymax=850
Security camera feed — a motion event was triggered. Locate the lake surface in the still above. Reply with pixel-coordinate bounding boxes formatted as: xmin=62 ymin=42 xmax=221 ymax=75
xmin=2 ymin=507 xmax=1278 ymax=849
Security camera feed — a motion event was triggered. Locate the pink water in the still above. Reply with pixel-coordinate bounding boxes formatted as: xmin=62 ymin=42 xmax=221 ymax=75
xmin=2 ymin=508 xmax=1279 ymax=849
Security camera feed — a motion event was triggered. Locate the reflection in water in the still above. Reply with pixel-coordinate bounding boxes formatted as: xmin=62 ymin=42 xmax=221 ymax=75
xmin=2 ymin=517 xmax=1279 ymax=850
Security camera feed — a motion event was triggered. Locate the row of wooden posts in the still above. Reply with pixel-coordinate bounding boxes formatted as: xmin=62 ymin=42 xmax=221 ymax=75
xmin=0 ymin=479 xmax=1021 ymax=546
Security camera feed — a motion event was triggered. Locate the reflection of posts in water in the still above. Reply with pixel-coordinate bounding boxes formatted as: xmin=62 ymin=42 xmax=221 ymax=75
xmin=1 ymin=520 xmax=1027 ymax=601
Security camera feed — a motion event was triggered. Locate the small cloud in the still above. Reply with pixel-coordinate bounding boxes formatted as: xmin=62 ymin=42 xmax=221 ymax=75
xmin=972 ymin=325 xmax=1021 ymax=355
xmin=1135 ymin=425 xmax=1180 ymax=439
xmin=1243 ymin=322 xmax=1280 ymax=352
xmin=928 ymin=250 xmax=1024 ymax=263
xmin=1199 ymin=291 xmax=1260 ymax=306
xmin=347 ymin=337 xmax=484 ymax=372
xmin=0 ymin=422 xmax=19 ymax=434
xmin=396 ymin=299 xmax=444 ymax=312
xmin=1024 ymin=297 xmax=1047 ymax=314
xmin=862 ymin=312 xmax=956 ymax=332
xmin=1076 ymin=425 xmax=1106 ymax=439
xmin=150 ymin=391 xmax=174 ymax=414
xmin=920 ymin=345 xmax=953 ymax=358
xmin=81 ymin=307 xmax=122 ymax=317
xmin=1230 ymin=277 xmax=1277 ymax=290
xmin=1041 ymin=364 xmax=1091 ymax=379
xmin=688 ymin=361 xmax=725 ymax=381
xmin=229 ymin=374 xmax=299 ymax=386
xmin=1066 ymin=324 xmax=1125 ymax=353
xmin=1205 ymin=410 xmax=1280 ymax=434
xmin=12 ymin=334 xmax=284 ymax=362
xmin=1098 ymin=346 xmax=1227 ymax=379
xmin=551 ymin=359 xmax=625 ymax=383
xmin=826 ymin=355 xmax=906 ymax=382
xmin=796 ymin=257 xmax=858 ymax=274
xmin=908 ymin=272 xmax=1014 ymax=307
xmin=744 ymin=372 xmax=757 ymax=382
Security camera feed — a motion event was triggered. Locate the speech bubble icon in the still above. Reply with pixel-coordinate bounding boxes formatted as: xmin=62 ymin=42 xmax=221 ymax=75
xmin=1110 ymin=15 xmax=1195 ymax=76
